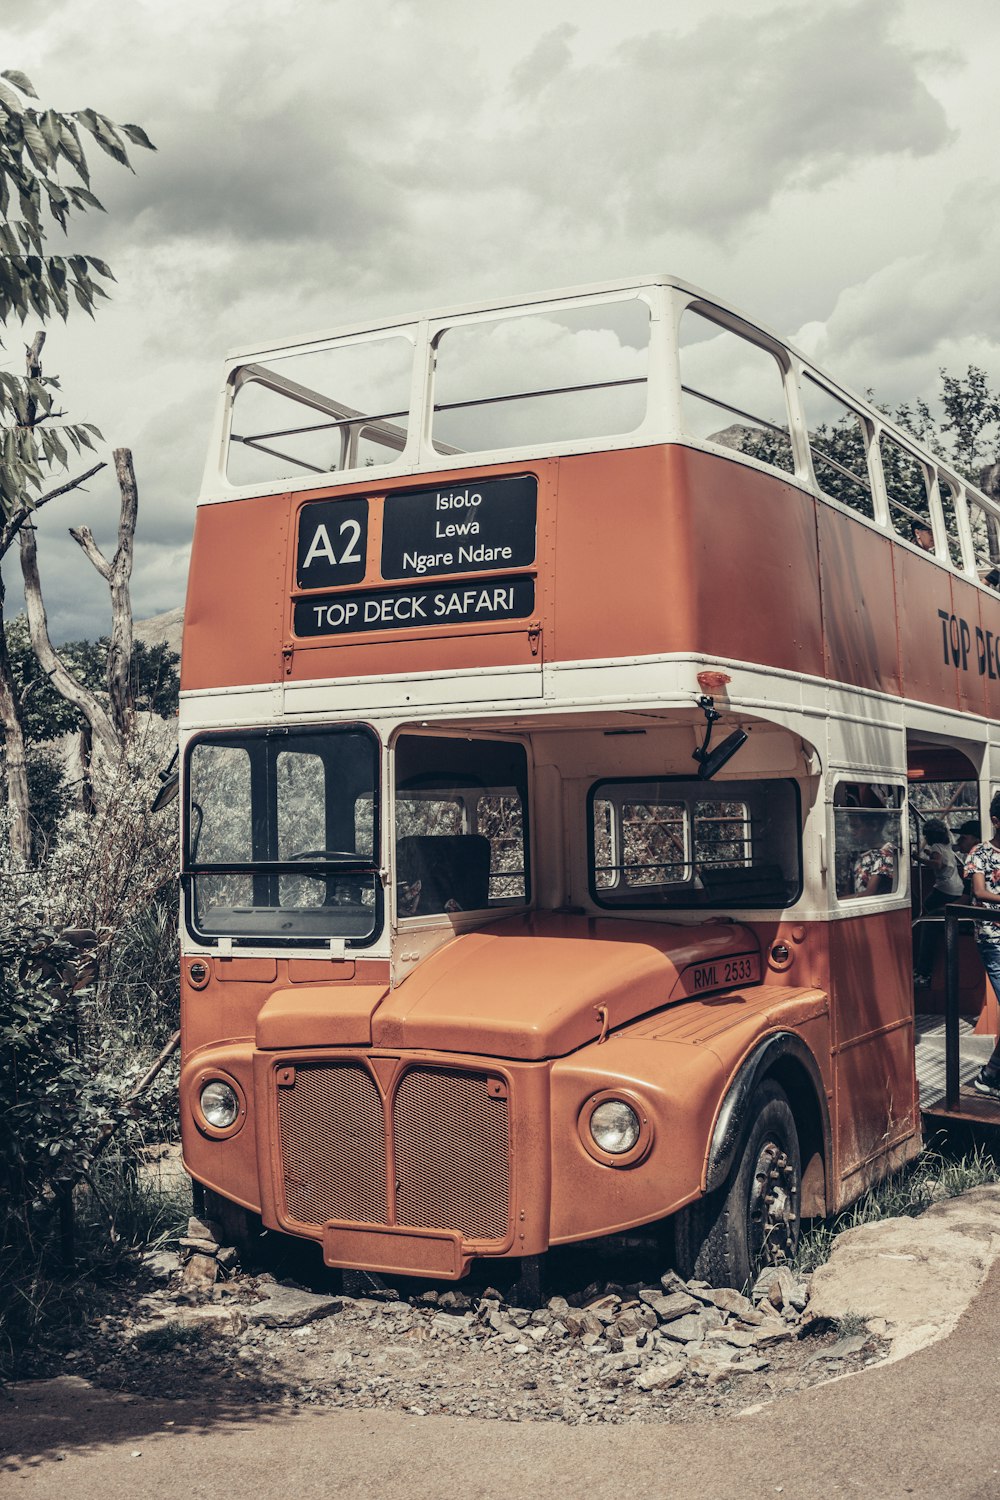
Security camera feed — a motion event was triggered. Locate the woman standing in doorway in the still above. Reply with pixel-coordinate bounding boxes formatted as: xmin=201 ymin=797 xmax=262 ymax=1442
xmin=965 ymin=792 xmax=1000 ymax=1100
xmin=914 ymin=819 xmax=965 ymax=986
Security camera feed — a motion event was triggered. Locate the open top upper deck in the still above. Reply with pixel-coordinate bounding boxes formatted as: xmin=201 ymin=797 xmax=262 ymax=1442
xmin=184 ymin=274 xmax=1000 ymax=712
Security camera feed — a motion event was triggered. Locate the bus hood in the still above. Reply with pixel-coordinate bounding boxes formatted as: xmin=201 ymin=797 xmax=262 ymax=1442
xmin=372 ymin=912 xmax=762 ymax=1060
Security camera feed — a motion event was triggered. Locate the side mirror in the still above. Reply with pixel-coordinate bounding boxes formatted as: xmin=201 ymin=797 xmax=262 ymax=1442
xmin=696 ymin=729 xmax=748 ymax=781
xmin=151 ymin=748 xmax=179 ymax=812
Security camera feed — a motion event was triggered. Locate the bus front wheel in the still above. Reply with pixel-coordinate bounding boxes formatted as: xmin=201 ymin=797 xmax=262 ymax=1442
xmin=674 ymin=1079 xmax=801 ymax=1289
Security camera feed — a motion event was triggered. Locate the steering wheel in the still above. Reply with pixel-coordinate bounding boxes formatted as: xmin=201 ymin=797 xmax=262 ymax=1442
xmin=288 ymin=849 xmax=359 ymax=862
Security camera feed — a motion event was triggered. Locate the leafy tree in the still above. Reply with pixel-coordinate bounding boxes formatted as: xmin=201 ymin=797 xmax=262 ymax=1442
xmin=940 ymin=366 xmax=1000 ymax=481
xmin=0 ymin=70 xmax=153 ymax=863
xmin=24 ymin=744 xmax=69 ymax=858
xmin=4 ymin=614 xmax=179 ymax=745
xmin=0 ymin=69 xmax=154 ymax=520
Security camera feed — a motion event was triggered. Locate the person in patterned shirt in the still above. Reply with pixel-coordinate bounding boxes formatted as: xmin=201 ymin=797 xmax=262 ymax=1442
xmin=965 ymin=791 xmax=1000 ymax=1100
xmin=846 ymin=811 xmax=895 ymax=897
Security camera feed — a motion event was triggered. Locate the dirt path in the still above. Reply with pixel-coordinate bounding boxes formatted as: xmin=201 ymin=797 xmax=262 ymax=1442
xmin=4 ymin=1257 xmax=1000 ymax=1500
xmin=6 ymin=1187 xmax=1000 ymax=1497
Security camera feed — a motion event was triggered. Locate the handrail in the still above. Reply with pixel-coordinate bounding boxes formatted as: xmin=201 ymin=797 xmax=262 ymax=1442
xmin=944 ymin=902 xmax=991 ymax=1108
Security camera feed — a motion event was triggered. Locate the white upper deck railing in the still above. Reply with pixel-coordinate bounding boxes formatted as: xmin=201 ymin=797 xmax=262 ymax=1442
xmin=199 ymin=274 xmax=1000 ymax=592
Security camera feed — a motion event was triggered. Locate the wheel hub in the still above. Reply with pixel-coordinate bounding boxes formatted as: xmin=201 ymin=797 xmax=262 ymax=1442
xmin=749 ymin=1140 xmax=798 ymax=1264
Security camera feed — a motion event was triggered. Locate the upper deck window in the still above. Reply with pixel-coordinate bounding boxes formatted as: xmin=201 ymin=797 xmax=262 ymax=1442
xmin=430 ymin=299 xmax=649 ymax=455
xmin=801 ymin=376 xmax=875 ymax=521
xmin=678 ymin=309 xmax=795 ymax=476
xmin=227 ymin=334 xmax=414 ymax=486
xmin=937 ymin=478 xmax=965 ymax=567
xmin=879 ymin=434 xmax=932 ymax=544
xmin=968 ymin=498 xmax=1000 ymax=587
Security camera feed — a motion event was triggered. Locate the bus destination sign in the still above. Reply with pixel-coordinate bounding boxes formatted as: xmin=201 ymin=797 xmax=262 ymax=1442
xmin=381 ymin=474 xmax=536 ymax=580
xmin=294 ymin=576 xmax=535 ymax=637
xmin=296 ymin=496 xmax=368 ymax=589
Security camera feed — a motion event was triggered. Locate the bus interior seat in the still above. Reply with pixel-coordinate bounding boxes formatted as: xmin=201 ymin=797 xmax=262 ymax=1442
xmin=699 ymin=863 xmax=788 ymax=905
xmin=396 ymin=834 xmax=492 ymax=914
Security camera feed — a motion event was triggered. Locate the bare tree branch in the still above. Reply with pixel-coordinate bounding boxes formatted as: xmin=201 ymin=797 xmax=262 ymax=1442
xmin=67 ymin=524 xmax=112 ymax=580
xmin=106 ymin=449 xmax=137 ymax=735
xmin=70 ymin=448 xmax=138 ymax=736
xmin=0 ymin=462 xmax=107 ymax=557
xmin=0 ymin=573 xmax=32 ymax=863
xmin=18 ymin=519 xmax=120 ymax=764
xmin=24 ymin=332 xmax=45 ymax=430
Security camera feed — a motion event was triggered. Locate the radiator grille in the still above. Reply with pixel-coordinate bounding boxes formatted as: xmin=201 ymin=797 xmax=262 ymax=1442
xmin=278 ymin=1062 xmax=388 ymax=1226
xmin=393 ymin=1068 xmax=509 ymax=1240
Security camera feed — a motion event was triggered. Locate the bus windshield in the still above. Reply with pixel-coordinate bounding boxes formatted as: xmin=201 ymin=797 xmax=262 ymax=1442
xmin=185 ymin=726 xmax=379 ymax=945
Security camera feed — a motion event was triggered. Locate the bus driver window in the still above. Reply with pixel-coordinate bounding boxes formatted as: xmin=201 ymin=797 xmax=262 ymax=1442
xmin=833 ymin=783 xmax=903 ymax=899
xmin=394 ymin=734 xmax=529 ymax=919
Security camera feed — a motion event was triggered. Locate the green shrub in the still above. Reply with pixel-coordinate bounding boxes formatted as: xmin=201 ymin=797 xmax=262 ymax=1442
xmin=25 ymin=748 xmax=70 ymax=861
xmin=0 ymin=917 xmax=109 ymax=1253
xmin=0 ymin=916 xmax=112 ymax=1371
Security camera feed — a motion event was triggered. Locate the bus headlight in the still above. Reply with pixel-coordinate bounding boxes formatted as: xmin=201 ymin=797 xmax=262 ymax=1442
xmin=200 ymin=1079 xmax=240 ymax=1130
xmin=589 ymin=1099 xmax=641 ymax=1155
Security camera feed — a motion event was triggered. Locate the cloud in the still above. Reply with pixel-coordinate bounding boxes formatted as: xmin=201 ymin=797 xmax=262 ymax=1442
xmin=792 ymin=180 xmax=1000 ymax=409
xmin=0 ymin=0 xmax=978 ymax=641
xmin=509 ymin=23 xmax=578 ymax=102
xmin=478 ymin=2 xmax=953 ymax=241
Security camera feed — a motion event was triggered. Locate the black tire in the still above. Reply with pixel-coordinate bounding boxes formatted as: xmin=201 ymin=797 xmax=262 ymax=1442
xmin=674 ymin=1079 xmax=801 ymax=1290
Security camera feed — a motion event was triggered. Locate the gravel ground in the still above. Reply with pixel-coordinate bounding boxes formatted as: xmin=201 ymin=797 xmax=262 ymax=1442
xmin=32 ymin=1222 xmax=887 ymax=1426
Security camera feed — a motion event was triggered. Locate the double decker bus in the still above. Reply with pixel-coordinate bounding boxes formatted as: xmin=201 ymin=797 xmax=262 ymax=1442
xmin=178 ymin=274 xmax=1000 ymax=1290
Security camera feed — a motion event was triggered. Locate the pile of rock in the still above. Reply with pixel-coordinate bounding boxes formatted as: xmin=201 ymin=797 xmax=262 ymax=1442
xmin=471 ymin=1265 xmax=810 ymax=1392
xmin=109 ymin=1249 xmax=852 ymax=1419
xmin=176 ymin=1216 xmax=238 ymax=1291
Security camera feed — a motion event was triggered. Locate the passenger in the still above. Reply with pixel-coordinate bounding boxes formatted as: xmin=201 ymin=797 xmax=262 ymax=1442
xmin=847 ymin=810 xmax=895 ymax=897
xmin=914 ymin=819 xmax=964 ymax=986
xmin=963 ymin=792 xmax=1000 ymax=1100
xmin=955 ymin=820 xmax=982 ymax=859
xmin=911 ymin=520 xmax=935 ymax=553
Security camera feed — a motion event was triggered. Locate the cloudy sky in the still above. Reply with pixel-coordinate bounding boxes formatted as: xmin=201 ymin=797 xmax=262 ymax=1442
xmin=4 ymin=0 xmax=999 ymax=639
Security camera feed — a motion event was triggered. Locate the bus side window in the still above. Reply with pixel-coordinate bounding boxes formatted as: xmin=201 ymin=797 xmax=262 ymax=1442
xmin=833 ymin=782 xmax=903 ymax=900
xmin=968 ymin=500 xmax=1000 ymax=588
xmin=431 ymin=299 xmax=651 ymax=456
xmin=879 ymin=434 xmax=932 ymax=545
xmin=678 ymin=309 xmax=795 ymax=476
xmin=612 ymin=795 xmax=690 ymax=889
xmin=800 ymin=376 xmax=875 ymax=521
xmin=394 ymin=734 xmax=531 ymax=916
xmin=227 ymin=334 xmax=413 ymax=487
xmin=937 ymin=478 xmax=965 ymax=569
xmin=590 ymin=778 xmax=800 ymax=909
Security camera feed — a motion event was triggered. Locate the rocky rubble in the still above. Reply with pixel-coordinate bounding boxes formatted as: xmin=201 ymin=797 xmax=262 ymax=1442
xmin=59 ymin=1219 xmax=885 ymax=1425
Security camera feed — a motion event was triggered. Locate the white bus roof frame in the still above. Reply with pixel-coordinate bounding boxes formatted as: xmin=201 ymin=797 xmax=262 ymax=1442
xmin=199 ymin=272 xmax=1000 ymax=591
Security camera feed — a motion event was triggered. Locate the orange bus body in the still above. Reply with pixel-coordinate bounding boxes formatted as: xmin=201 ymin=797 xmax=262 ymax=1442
xmin=178 ymin=276 xmax=1000 ymax=1285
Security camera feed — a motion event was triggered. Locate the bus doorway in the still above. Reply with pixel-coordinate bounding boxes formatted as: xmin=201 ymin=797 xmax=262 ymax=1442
xmin=907 ymin=738 xmax=995 ymax=1114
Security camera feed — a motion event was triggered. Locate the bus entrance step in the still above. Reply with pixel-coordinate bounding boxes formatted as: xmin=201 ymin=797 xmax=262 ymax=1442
xmin=921 ymin=1088 xmax=1000 ymax=1128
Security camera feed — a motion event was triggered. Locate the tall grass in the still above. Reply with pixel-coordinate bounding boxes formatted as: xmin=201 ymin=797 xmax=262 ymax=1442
xmin=796 ymin=1144 xmax=1000 ymax=1273
xmin=0 ymin=1153 xmax=191 ymax=1380
xmin=0 ymin=731 xmax=182 ymax=1380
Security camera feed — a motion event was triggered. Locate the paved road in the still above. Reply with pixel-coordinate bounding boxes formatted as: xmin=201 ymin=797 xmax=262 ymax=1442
xmin=4 ymin=1263 xmax=1000 ymax=1500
